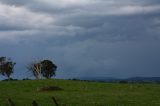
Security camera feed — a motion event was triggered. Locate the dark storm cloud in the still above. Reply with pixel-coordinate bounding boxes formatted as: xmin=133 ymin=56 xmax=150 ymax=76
xmin=0 ymin=0 xmax=160 ymax=78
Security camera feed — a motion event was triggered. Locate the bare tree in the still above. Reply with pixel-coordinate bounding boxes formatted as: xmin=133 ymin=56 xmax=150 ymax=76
xmin=27 ymin=61 xmax=42 ymax=79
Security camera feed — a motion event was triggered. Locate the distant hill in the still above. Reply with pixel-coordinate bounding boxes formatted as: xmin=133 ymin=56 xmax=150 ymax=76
xmin=126 ymin=77 xmax=160 ymax=82
xmin=78 ymin=77 xmax=160 ymax=82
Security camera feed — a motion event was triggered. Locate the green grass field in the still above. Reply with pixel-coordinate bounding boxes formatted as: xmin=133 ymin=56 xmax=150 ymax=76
xmin=0 ymin=79 xmax=160 ymax=106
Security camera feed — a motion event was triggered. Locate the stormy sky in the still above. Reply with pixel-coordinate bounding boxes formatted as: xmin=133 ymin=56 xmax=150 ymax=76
xmin=0 ymin=0 xmax=160 ymax=79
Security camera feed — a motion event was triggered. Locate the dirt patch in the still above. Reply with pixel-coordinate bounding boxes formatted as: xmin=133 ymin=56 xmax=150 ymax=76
xmin=37 ymin=86 xmax=63 ymax=92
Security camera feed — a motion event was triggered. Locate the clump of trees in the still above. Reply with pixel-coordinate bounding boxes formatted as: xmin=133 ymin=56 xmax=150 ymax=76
xmin=0 ymin=56 xmax=57 ymax=80
xmin=27 ymin=59 xmax=57 ymax=79
xmin=0 ymin=57 xmax=16 ymax=80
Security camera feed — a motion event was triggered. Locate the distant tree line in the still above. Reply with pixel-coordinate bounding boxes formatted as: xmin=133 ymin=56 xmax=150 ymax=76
xmin=0 ymin=56 xmax=57 ymax=80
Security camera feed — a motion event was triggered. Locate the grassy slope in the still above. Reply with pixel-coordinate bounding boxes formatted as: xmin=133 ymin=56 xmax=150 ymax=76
xmin=0 ymin=79 xmax=160 ymax=106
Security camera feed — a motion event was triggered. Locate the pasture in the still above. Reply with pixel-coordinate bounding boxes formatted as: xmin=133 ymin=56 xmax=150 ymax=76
xmin=0 ymin=79 xmax=160 ymax=106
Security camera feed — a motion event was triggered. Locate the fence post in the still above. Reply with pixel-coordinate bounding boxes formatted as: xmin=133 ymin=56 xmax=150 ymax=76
xmin=32 ymin=100 xmax=39 ymax=106
xmin=51 ymin=97 xmax=59 ymax=106
xmin=7 ymin=98 xmax=15 ymax=106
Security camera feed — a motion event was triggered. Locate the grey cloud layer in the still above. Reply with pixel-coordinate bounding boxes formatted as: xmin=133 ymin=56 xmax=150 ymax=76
xmin=0 ymin=0 xmax=160 ymax=78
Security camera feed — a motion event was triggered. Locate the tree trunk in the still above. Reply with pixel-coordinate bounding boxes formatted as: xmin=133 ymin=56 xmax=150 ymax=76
xmin=7 ymin=76 xmax=11 ymax=81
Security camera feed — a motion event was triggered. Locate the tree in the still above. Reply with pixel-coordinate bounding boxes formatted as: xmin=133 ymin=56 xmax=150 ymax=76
xmin=41 ymin=60 xmax=57 ymax=79
xmin=27 ymin=59 xmax=57 ymax=79
xmin=0 ymin=57 xmax=16 ymax=80
xmin=27 ymin=61 xmax=42 ymax=79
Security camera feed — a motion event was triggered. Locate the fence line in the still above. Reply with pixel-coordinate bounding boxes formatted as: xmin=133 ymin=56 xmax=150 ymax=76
xmin=8 ymin=98 xmax=15 ymax=106
xmin=7 ymin=97 xmax=61 ymax=106
xmin=51 ymin=97 xmax=59 ymax=106
xmin=32 ymin=100 xmax=39 ymax=106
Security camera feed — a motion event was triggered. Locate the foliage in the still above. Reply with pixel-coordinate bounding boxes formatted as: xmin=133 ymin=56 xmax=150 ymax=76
xmin=41 ymin=60 xmax=57 ymax=79
xmin=0 ymin=57 xmax=16 ymax=80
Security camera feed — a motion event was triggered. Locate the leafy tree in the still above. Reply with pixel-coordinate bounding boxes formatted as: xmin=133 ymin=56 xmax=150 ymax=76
xmin=0 ymin=57 xmax=16 ymax=80
xmin=41 ymin=60 xmax=57 ymax=79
